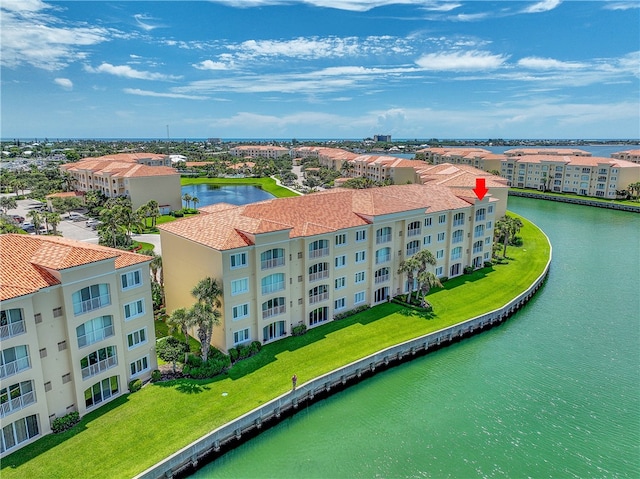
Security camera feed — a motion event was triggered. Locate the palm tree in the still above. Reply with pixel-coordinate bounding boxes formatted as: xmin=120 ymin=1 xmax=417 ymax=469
xmin=190 ymin=277 xmax=223 ymax=362
xmin=0 ymin=196 xmax=17 ymax=214
xmin=136 ymin=204 xmax=150 ymax=229
xmin=44 ymin=212 xmax=61 ymax=235
xmin=146 ymin=200 xmax=160 ymax=227
xmin=494 ymin=215 xmax=523 ymax=258
xmin=167 ymin=307 xmax=192 ymax=353
xmin=398 ymin=256 xmax=420 ymax=303
xmin=416 ymin=270 xmax=442 ymax=308
xmin=182 ymin=193 xmax=192 ymax=209
xmin=628 ymin=182 xmax=640 ymax=200
xmin=191 ymin=196 xmax=199 ymax=210
xmin=27 ymin=210 xmax=42 ymax=235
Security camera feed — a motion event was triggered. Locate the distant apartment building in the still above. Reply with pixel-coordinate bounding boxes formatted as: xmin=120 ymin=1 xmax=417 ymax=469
xmin=611 ymin=149 xmax=640 ymax=164
xmin=159 ymin=184 xmax=498 ymax=354
xmin=229 ymin=145 xmax=290 ymax=159
xmin=419 ymin=147 xmax=640 ymax=198
xmin=0 ymin=235 xmax=157 ymax=457
xmin=59 ymin=153 xmax=181 ymax=213
xmin=373 ymin=134 xmax=392 ymax=142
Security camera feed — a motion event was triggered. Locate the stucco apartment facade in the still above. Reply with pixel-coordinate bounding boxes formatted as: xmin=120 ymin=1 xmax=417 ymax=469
xmin=0 ymin=235 xmax=157 ymax=457
xmin=611 ymin=149 xmax=640 ymax=164
xmin=229 ymin=145 xmax=290 ymax=159
xmin=159 ymin=184 xmax=498 ymax=354
xmin=59 ymin=153 xmax=181 ymax=213
xmin=419 ymin=147 xmax=640 ymax=198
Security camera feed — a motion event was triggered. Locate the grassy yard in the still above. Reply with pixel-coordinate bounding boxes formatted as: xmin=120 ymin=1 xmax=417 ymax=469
xmin=181 ymin=176 xmax=300 ymax=198
xmin=1 ymin=214 xmax=550 ymax=479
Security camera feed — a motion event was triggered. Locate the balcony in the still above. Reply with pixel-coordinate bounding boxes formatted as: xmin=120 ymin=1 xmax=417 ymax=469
xmin=262 ymin=305 xmax=286 ymax=319
xmin=309 ymin=292 xmax=329 ymax=304
xmin=81 ymin=355 xmax=118 ymax=380
xmin=0 ymin=319 xmax=25 ymax=340
xmin=407 ymin=228 xmax=421 ymax=237
xmin=406 ymin=246 xmax=420 ymax=256
xmin=473 ymin=245 xmax=483 ymax=254
xmin=261 ymin=257 xmax=285 ymax=270
xmin=375 ymin=254 xmax=391 ymax=264
xmin=453 ymin=219 xmax=464 ymax=227
xmin=375 ymin=274 xmax=389 ymax=284
xmin=261 ymin=282 xmax=285 ymax=296
xmin=309 ymin=270 xmax=329 ymax=282
xmin=308 ymin=248 xmax=329 ymax=259
xmin=376 ymin=234 xmax=392 ymax=244
xmin=74 ymin=294 xmax=111 ymax=316
xmin=77 ymin=324 xmax=114 ymax=349
xmin=0 ymin=390 xmax=35 ymax=418
xmin=475 ymin=213 xmax=485 ymax=222
xmin=0 ymin=356 xmax=30 ymax=379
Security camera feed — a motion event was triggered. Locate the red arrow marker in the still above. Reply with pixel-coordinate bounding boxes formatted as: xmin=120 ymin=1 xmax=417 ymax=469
xmin=473 ymin=178 xmax=488 ymax=200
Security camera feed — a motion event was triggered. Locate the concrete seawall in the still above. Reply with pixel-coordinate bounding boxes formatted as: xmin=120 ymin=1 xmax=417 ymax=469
xmin=135 ymin=242 xmax=553 ymax=479
xmin=508 ymin=190 xmax=640 ymax=212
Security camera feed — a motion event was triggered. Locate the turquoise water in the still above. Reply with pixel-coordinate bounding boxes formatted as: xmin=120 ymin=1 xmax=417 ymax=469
xmin=192 ymin=197 xmax=639 ymax=479
xmin=181 ymin=184 xmax=274 ymax=207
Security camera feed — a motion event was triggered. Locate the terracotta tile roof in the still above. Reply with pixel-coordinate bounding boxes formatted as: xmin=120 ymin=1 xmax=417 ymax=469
xmin=159 ymin=184 xmax=473 ymax=251
xmin=61 ymin=159 xmax=177 ymax=178
xmin=46 ymin=191 xmax=85 ymax=199
xmin=507 ymin=155 xmax=640 ymax=168
xmin=612 ymin=149 xmax=640 ymax=156
xmin=504 ymin=148 xmax=591 ymax=156
xmin=81 ymin=153 xmax=168 ymax=163
xmin=0 ymin=234 xmax=151 ymax=301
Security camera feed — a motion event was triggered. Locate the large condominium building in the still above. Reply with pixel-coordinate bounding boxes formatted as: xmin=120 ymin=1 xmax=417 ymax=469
xmin=611 ymin=149 xmax=640 ymax=164
xmin=419 ymin=147 xmax=640 ymax=198
xmin=60 ymin=153 xmax=181 ymax=213
xmin=0 ymin=235 xmax=157 ymax=457
xmin=229 ymin=145 xmax=290 ymax=159
xmin=159 ymin=184 xmax=498 ymax=354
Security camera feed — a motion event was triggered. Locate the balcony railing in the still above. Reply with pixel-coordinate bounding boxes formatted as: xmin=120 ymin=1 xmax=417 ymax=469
xmin=407 ymin=228 xmax=421 ymax=237
xmin=262 ymin=305 xmax=286 ymax=319
xmin=376 ymin=234 xmax=392 ymax=244
xmin=261 ymin=283 xmax=285 ymax=296
xmin=309 ymin=292 xmax=329 ymax=304
xmin=309 ymin=270 xmax=329 ymax=282
xmin=77 ymin=324 xmax=114 ymax=349
xmin=453 ymin=219 xmax=465 ymax=226
xmin=375 ymin=274 xmax=389 ymax=284
xmin=0 ymin=356 xmax=30 ymax=379
xmin=475 ymin=214 xmax=486 ymax=222
xmin=308 ymin=248 xmax=329 ymax=259
xmin=74 ymin=294 xmax=111 ymax=316
xmin=0 ymin=320 xmax=25 ymax=340
xmin=452 ymin=237 xmax=463 ymax=244
xmin=375 ymin=254 xmax=391 ymax=264
xmin=473 ymin=246 xmax=483 ymax=254
xmin=261 ymin=257 xmax=285 ymax=270
xmin=81 ymin=355 xmax=118 ymax=380
xmin=406 ymin=247 xmax=420 ymax=257
xmin=0 ymin=390 xmax=36 ymax=418
xmin=474 ymin=230 xmax=484 ymax=238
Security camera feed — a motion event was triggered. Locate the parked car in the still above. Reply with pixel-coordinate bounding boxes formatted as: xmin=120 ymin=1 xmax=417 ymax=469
xmin=21 ymin=221 xmax=35 ymax=231
xmin=69 ymin=212 xmax=86 ymax=221
xmin=86 ymin=219 xmax=100 ymax=229
xmin=10 ymin=215 xmax=25 ymax=224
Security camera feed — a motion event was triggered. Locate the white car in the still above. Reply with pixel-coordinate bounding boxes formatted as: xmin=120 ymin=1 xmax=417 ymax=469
xmin=86 ymin=219 xmax=100 ymax=229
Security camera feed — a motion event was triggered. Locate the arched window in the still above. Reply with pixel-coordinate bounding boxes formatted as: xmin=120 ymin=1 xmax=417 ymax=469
xmin=407 ymin=221 xmax=421 ymax=237
xmin=76 ymin=316 xmax=114 ymax=349
xmin=309 ymin=239 xmax=329 ymax=258
xmin=475 ymin=208 xmax=486 ymax=222
xmin=84 ymin=376 xmax=119 ymax=409
xmin=374 ymin=267 xmax=389 ymax=284
xmin=72 ymin=284 xmax=110 ymax=315
xmin=260 ymin=248 xmax=285 ymax=270
xmin=262 ymin=297 xmax=286 ymax=319
xmin=375 ymin=247 xmax=391 ymax=264
xmin=406 ymin=240 xmax=420 ymax=256
xmin=451 ymin=247 xmax=462 ymax=260
xmin=263 ymin=321 xmax=286 ymax=342
xmin=80 ymin=346 xmax=117 ymax=380
xmin=376 ymin=226 xmax=392 ymax=244
xmin=308 ymin=262 xmax=329 ymax=282
xmin=453 ymin=212 xmax=465 ymax=226
xmin=261 ymin=273 xmax=285 ymax=295
xmin=309 ymin=307 xmax=329 ymax=326
xmin=309 ymin=285 xmax=329 ymax=304
xmin=474 ymin=224 xmax=485 ymax=238
xmin=473 ymin=240 xmax=483 ymax=254
xmin=452 ymin=229 xmax=464 ymax=244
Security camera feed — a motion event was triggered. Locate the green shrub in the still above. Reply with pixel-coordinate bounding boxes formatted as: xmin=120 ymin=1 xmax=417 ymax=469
xmin=291 ymin=323 xmax=307 ymax=336
xmin=51 ymin=411 xmax=80 ymax=433
xmin=150 ymin=369 xmax=162 ymax=382
xmin=484 ymin=261 xmax=493 ymax=268
xmin=464 ymin=266 xmax=474 ymax=274
xmin=439 ymin=276 xmax=449 ymax=283
xmin=334 ymin=304 xmax=370 ymax=320
xmin=249 ymin=340 xmax=262 ymax=354
xmin=183 ymin=355 xmax=231 ymax=379
xmin=128 ymin=379 xmax=142 ymax=393
xmin=228 ymin=347 xmax=239 ymax=363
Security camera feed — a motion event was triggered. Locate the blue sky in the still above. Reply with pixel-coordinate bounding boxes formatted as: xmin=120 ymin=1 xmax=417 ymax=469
xmin=1 ymin=0 xmax=638 ymax=140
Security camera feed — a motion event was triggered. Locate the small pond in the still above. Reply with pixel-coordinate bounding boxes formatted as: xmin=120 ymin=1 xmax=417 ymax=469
xmin=180 ymin=184 xmax=275 ymax=208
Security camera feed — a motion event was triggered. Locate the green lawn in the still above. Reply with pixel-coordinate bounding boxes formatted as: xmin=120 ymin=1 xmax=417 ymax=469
xmin=1 ymin=214 xmax=550 ymax=479
xmin=510 ymin=187 xmax=639 ymax=207
xmin=181 ymin=176 xmax=300 ymax=198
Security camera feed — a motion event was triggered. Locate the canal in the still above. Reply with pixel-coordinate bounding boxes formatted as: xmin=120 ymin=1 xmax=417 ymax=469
xmin=190 ymin=196 xmax=639 ymax=478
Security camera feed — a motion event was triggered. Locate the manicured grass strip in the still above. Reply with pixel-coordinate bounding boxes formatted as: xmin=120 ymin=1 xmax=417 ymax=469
xmin=510 ymin=187 xmax=639 ymax=207
xmin=1 ymin=214 xmax=549 ymax=479
xmin=181 ymin=177 xmax=300 ymax=198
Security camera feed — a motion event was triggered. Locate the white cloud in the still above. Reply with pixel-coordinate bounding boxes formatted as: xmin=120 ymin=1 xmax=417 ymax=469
xmin=54 ymin=78 xmax=73 ymax=90
xmin=193 ymin=60 xmax=231 ymax=71
xmin=207 ymin=1 xmax=448 ymax=13
xmin=123 ymin=88 xmax=208 ymax=100
xmin=0 ymin=0 xmax=49 ymax=12
xmin=134 ymin=13 xmax=162 ymax=31
xmin=602 ymin=2 xmax=638 ymax=11
xmin=85 ymin=63 xmax=181 ymax=81
xmin=416 ymin=51 xmax=507 ymax=71
xmin=522 ymin=0 xmax=562 ymax=14
xmin=518 ymin=57 xmax=588 ymax=70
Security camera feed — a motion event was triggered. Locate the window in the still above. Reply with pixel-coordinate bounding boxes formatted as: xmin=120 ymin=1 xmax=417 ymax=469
xmin=231 ymin=278 xmax=249 ymax=296
xmin=262 ymin=297 xmax=286 ymax=319
xmin=335 ymin=233 xmax=347 ymax=247
xmin=0 ymin=380 xmax=35 ymax=417
xmin=437 ymin=232 xmax=445 ymax=242
xmin=260 ymin=248 xmax=285 ymax=269
xmin=375 ymin=267 xmax=389 ymax=284
xmin=57 ymin=341 xmax=67 ymax=352
xmin=76 ymin=316 xmax=114 ymax=348
xmin=124 ymin=299 xmax=144 ymax=321
xmin=436 ymin=249 xmax=444 ymax=259
xmin=435 ymin=266 xmax=443 ymax=276
xmin=234 ymin=328 xmax=250 ymax=344
xmin=0 ymin=414 xmax=39 ymax=453
xmin=0 ymin=345 xmax=30 ymax=379
xmin=232 ymin=303 xmax=249 ymax=320
xmin=376 ymin=227 xmax=392 ymax=244
xmin=375 ymin=247 xmax=391 ymax=264
xmin=473 ymin=240 xmax=483 ymax=254
xmin=127 ymin=328 xmax=147 ymax=349
xmin=230 ymin=252 xmax=248 ymax=269
xmin=451 ymin=247 xmax=462 ymax=260
xmin=130 ymin=356 xmax=149 ymax=377
xmin=62 ymin=373 xmax=71 ymax=384
xmin=309 ymin=285 xmax=329 ymax=304
xmin=488 ymin=205 xmax=494 ymax=214
xmin=475 ymin=208 xmax=486 ymax=222
xmin=121 ymin=270 xmax=142 ymax=290
xmin=452 ymin=230 xmax=464 ymax=244
xmin=53 ymin=307 xmax=63 ymax=318
xmin=80 ymin=346 xmax=117 ymax=380
xmin=261 ymin=273 xmax=285 ymax=295
xmin=309 ymin=262 xmax=329 ymax=281
xmin=406 ymin=240 xmax=420 ymax=256
xmin=72 ymin=284 xmax=110 ymax=315
xmin=1 ymin=309 xmax=25 ymax=339
xmin=335 ymin=276 xmax=346 ymax=290
xmin=263 ymin=321 xmax=286 ymax=341
xmin=438 ymin=214 xmax=446 ymax=224
xmin=423 ymin=235 xmax=432 ymax=246
xmin=334 ymin=298 xmax=346 ymax=310
xmin=84 ymin=376 xmax=119 ymax=409
xmin=335 ymin=255 xmax=346 ymax=269
xmin=355 ymin=251 xmax=366 ymax=263
xmin=355 ymin=271 xmax=366 ymax=284
xmin=486 ymin=221 xmax=492 ymax=230
xmin=309 ymin=239 xmax=329 ymax=258
xmin=354 ymin=291 xmax=366 ymax=304
xmin=453 ymin=213 xmax=465 ymax=226
xmin=424 ymin=217 xmax=432 ymax=227
xmin=474 ymin=224 xmax=485 ymax=238
xmin=309 ymin=307 xmax=329 ymax=326
xmin=355 ymin=229 xmax=367 ymax=242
